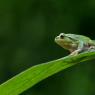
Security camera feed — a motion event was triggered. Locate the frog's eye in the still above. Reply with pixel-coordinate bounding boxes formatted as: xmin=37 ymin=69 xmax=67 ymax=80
xmin=60 ymin=35 xmax=64 ymax=39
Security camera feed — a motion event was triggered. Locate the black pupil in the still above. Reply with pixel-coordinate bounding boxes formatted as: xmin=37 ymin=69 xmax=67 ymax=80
xmin=60 ymin=35 xmax=64 ymax=39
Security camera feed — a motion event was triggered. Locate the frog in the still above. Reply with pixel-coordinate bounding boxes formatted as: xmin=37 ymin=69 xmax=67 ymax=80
xmin=55 ymin=33 xmax=95 ymax=55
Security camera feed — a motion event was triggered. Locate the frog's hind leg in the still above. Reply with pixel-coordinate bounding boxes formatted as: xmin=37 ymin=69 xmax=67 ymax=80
xmin=87 ymin=41 xmax=95 ymax=51
xmin=88 ymin=46 xmax=95 ymax=52
xmin=89 ymin=46 xmax=95 ymax=49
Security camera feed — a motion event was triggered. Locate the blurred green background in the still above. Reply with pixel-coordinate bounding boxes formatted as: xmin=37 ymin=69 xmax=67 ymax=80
xmin=0 ymin=0 xmax=95 ymax=95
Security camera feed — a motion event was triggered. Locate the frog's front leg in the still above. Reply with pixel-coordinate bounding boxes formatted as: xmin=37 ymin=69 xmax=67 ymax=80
xmin=70 ymin=41 xmax=84 ymax=56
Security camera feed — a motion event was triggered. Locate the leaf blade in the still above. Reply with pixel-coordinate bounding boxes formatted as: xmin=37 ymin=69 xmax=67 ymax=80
xmin=0 ymin=52 xmax=95 ymax=95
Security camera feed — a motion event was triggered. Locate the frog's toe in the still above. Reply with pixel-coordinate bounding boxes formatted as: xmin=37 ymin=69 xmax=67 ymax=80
xmin=87 ymin=46 xmax=95 ymax=52
xmin=89 ymin=46 xmax=95 ymax=49
xmin=70 ymin=50 xmax=79 ymax=56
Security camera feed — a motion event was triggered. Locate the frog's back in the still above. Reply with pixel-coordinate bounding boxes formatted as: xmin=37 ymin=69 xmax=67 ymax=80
xmin=66 ymin=34 xmax=92 ymax=43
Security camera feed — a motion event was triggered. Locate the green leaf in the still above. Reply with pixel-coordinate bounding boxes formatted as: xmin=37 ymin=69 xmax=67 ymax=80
xmin=0 ymin=51 xmax=95 ymax=95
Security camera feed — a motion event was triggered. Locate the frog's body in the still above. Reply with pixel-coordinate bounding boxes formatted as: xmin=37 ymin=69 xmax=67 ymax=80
xmin=55 ymin=33 xmax=95 ymax=55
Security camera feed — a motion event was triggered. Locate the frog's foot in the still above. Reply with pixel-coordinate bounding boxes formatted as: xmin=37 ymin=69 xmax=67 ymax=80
xmin=70 ymin=49 xmax=81 ymax=56
xmin=87 ymin=46 xmax=95 ymax=52
xmin=89 ymin=46 xmax=95 ymax=49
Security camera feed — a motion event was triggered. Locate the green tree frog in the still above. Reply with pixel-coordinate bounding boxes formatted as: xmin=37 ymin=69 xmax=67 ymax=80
xmin=55 ymin=33 xmax=95 ymax=55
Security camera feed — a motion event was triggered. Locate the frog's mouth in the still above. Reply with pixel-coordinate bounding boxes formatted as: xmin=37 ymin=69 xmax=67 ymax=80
xmin=55 ymin=36 xmax=64 ymax=45
xmin=55 ymin=36 xmax=78 ymax=52
xmin=55 ymin=37 xmax=71 ymax=48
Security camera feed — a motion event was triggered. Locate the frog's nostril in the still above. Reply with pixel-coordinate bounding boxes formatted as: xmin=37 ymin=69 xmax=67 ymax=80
xmin=55 ymin=36 xmax=59 ymax=39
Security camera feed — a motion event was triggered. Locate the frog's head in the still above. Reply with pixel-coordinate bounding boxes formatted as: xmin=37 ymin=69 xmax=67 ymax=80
xmin=55 ymin=33 xmax=75 ymax=49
